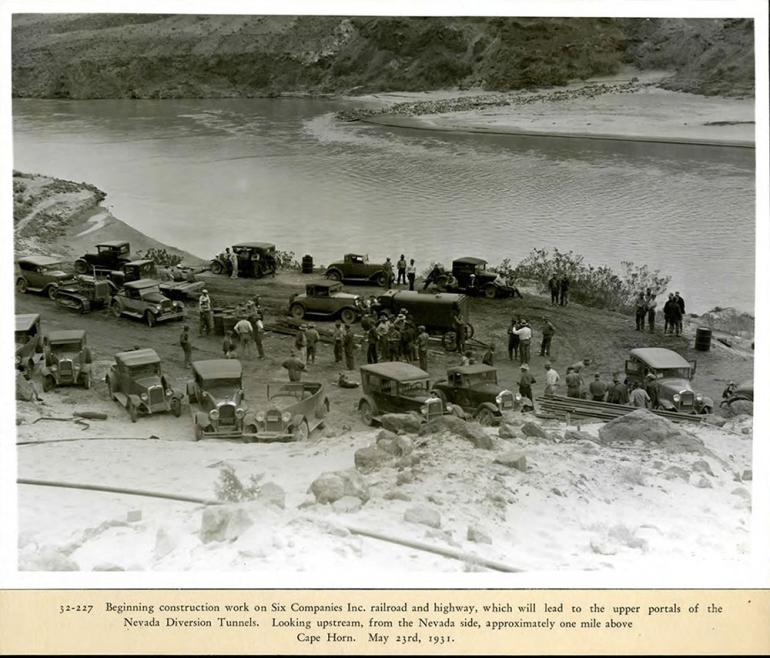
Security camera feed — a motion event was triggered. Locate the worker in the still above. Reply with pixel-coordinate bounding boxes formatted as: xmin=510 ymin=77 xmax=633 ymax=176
xmin=417 ymin=325 xmax=430 ymax=371
xmin=366 ymin=321 xmax=378 ymax=364
xmin=343 ymin=323 xmax=356 ymax=370
xmin=179 ymin=325 xmax=192 ymax=368
xmin=453 ymin=308 xmax=467 ymax=354
xmin=508 ymin=316 xmax=520 ymax=361
xmin=607 ymin=374 xmax=629 ymax=405
xmin=544 ymin=362 xmax=560 ymax=397
xmin=396 ymin=254 xmax=407 ymax=285
xmin=222 ymin=330 xmax=236 ymax=359
xmin=539 ymin=317 xmax=555 ymax=357
xmin=253 ymin=314 xmax=265 ymax=359
xmin=630 ymin=382 xmax=651 ymax=408
xmin=482 ymin=343 xmax=495 ymax=366
xmin=233 ymin=316 xmax=254 ymax=359
xmin=406 ymin=258 xmax=417 ymax=291
xmin=333 ymin=320 xmax=344 ymax=364
xmin=512 ymin=320 xmax=532 ymax=364
xmin=565 ymin=366 xmax=582 ymax=399
xmin=294 ymin=325 xmax=308 ymax=364
xmin=305 ymin=323 xmax=320 ymax=364
xmin=588 ymin=373 xmax=608 ymax=402
xmin=229 ymin=249 xmax=239 ymax=279
xmin=383 ymin=257 xmax=394 ymax=288
xmin=518 ymin=363 xmax=536 ymax=403
xmin=197 ymin=289 xmax=213 ymax=336
xmin=282 ymin=350 xmax=306 ymax=382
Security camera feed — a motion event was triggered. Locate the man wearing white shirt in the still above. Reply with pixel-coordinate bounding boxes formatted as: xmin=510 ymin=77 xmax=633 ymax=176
xmin=513 ymin=321 xmax=533 ymax=364
xmin=544 ymin=362 xmax=560 ymax=397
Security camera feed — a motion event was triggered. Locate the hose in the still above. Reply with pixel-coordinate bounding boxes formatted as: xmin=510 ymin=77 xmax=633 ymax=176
xmin=16 ymin=436 xmax=164 ymax=447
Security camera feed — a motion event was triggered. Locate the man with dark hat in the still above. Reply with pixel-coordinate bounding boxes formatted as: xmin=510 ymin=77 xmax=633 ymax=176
xmin=417 ymin=325 xmax=430 ymax=371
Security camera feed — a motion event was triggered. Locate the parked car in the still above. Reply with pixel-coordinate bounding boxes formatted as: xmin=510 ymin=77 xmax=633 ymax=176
xmin=40 ymin=329 xmax=93 ymax=391
xmin=187 ymin=359 xmax=255 ymax=440
xmin=210 ymin=243 xmax=277 ymax=278
xmin=325 ymin=254 xmax=386 ymax=286
xmin=721 ymin=379 xmax=754 ymax=407
xmin=15 ymin=256 xmax=75 ymax=298
xmin=53 ymin=275 xmax=115 ymax=314
xmin=105 ymin=348 xmax=182 ymax=422
xmin=376 ymin=290 xmax=473 ymax=351
xmin=357 ymin=362 xmax=458 ymax=426
xmin=437 ymin=257 xmax=517 ymax=299
xmin=431 ymin=364 xmax=519 ymax=425
xmin=74 ymin=241 xmax=132 ymax=274
xmin=15 ymin=314 xmax=43 ymax=373
xmin=624 ymin=347 xmax=713 ymax=414
xmin=250 ymin=381 xmax=330 ymax=441
xmin=288 ymin=281 xmax=362 ymax=324
xmin=110 ymin=279 xmax=185 ymax=327
xmin=107 ymin=260 xmax=204 ymax=300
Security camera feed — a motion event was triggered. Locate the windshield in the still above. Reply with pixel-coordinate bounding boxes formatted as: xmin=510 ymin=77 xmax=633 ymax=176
xmin=658 ymin=367 xmax=692 ymax=380
xmin=469 ymin=371 xmax=497 ymax=385
xmin=398 ymin=381 xmax=429 ymax=397
xmin=204 ymin=379 xmax=242 ymax=398
xmin=139 ymin=285 xmax=162 ymax=296
xmin=50 ymin=342 xmax=81 ymax=356
xmin=129 ymin=364 xmax=161 ymax=378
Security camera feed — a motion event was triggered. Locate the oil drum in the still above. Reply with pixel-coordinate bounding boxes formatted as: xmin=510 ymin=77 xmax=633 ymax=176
xmin=302 ymin=254 xmax=314 ymax=274
xmin=694 ymin=327 xmax=712 ymax=351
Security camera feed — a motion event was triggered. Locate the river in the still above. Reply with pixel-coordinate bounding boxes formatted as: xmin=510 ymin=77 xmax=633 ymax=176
xmin=12 ymin=97 xmax=755 ymax=314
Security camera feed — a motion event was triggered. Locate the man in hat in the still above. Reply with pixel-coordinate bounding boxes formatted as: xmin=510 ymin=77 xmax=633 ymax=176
xmin=482 ymin=343 xmax=495 ymax=366
xmin=366 ymin=320 xmax=378 ymax=364
xmin=518 ymin=363 xmax=536 ymax=403
xmin=396 ymin=254 xmax=407 ymax=286
xmin=376 ymin=314 xmax=391 ymax=361
xmin=630 ymin=382 xmax=651 ymax=408
xmin=645 ymin=373 xmax=660 ymax=408
xmin=607 ymin=373 xmax=629 ymax=404
xmin=588 ymin=373 xmax=608 ymax=402
xmin=512 ymin=320 xmax=532 ymax=364
xmin=282 ymin=350 xmax=306 ymax=382
xmin=388 ymin=318 xmax=402 ymax=361
xmin=417 ymin=325 xmax=430 ymax=371
xmin=197 ymin=289 xmax=213 ymax=336
xmin=548 ymin=274 xmax=559 ymax=305
xmin=229 ymin=248 xmax=239 ymax=279
xmin=383 ymin=257 xmax=394 ymax=288
xmin=540 ymin=317 xmax=555 ymax=357
xmin=253 ymin=312 xmax=265 ymax=359
xmin=179 ymin=325 xmax=192 ymax=367
xmin=305 ymin=323 xmax=320 ymax=364
xmin=544 ymin=362 xmax=560 ymax=397
xmin=222 ymin=329 xmax=236 ymax=359
xmin=674 ymin=291 xmax=685 ymax=335
xmin=406 ymin=258 xmax=417 ymax=291
xmin=294 ymin=324 xmax=308 ymax=364
xmin=343 ymin=323 xmax=356 ymax=370
xmin=333 ymin=320 xmax=344 ymax=363
xmin=508 ymin=316 xmax=521 ymax=361
xmin=233 ymin=315 xmax=254 ymax=359
xmin=565 ymin=366 xmax=582 ymax=399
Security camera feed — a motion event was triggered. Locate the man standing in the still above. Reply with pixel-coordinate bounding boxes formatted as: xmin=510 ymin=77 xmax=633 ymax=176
xmin=222 ymin=330 xmax=236 ymax=358
xmin=565 ymin=366 xmax=582 ymax=399
xmin=559 ymin=276 xmax=570 ymax=306
xmin=376 ymin=315 xmax=391 ymax=361
xmin=294 ymin=325 xmax=308 ymax=364
xmin=229 ymin=249 xmax=239 ymax=279
xmin=198 ymin=289 xmax=213 ymax=336
xmin=366 ymin=322 xmax=378 ymax=364
xmin=607 ymin=374 xmax=629 ymax=404
xmin=630 ymin=383 xmax=651 ymax=408
xmin=388 ymin=319 xmax=402 ymax=361
xmin=223 ymin=247 xmax=233 ymax=277
xmin=544 ymin=362 xmax=560 ymax=397
xmin=233 ymin=316 xmax=254 ymax=359
xmin=282 ymin=351 xmax=306 ymax=382
xmin=674 ymin=291 xmax=685 ymax=336
xmin=482 ymin=343 xmax=495 ymax=366
xmin=663 ymin=293 xmax=676 ymax=334
xmin=645 ymin=373 xmax=660 ymax=408
xmin=417 ymin=325 xmax=430 ymax=371
xmin=383 ymin=257 xmax=394 ymax=289
xmin=518 ymin=364 xmax=536 ymax=402
xmin=513 ymin=320 xmax=532 ymax=364
xmin=548 ymin=275 xmax=559 ymax=305
xmin=453 ymin=308 xmax=466 ymax=355
xmin=305 ymin=323 xmax=320 ymax=364
xmin=179 ymin=325 xmax=192 ymax=367
xmin=508 ymin=317 xmax=520 ymax=361
xmin=253 ymin=313 xmax=265 ymax=359
xmin=540 ymin=317 xmax=555 ymax=357
xmin=634 ymin=292 xmax=647 ymax=331
xmin=406 ymin=259 xmax=417 ymax=291
xmin=588 ymin=373 xmax=608 ymax=401
xmin=645 ymin=288 xmax=657 ymax=332
xmin=343 ymin=324 xmax=356 ymax=370
xmin=401 ymin=317 xmax=416 ymax=363
xmin=396 ymin=254 xmax=407 ymax=286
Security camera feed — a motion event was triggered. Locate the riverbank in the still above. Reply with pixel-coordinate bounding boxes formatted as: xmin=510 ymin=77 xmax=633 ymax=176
xmin=343 ymin=72 xmax=755 ymax=147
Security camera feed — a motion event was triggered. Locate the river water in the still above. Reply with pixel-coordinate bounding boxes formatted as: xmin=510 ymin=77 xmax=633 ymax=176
xmin=12 ymin=98 xmax=755 ymax=314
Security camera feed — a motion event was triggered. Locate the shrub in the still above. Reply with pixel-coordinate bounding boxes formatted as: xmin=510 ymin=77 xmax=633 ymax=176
xmin=214 ymin=465 xmax=262 ymax=502
xmin=274 ymin=249 xmax=301 ymax=271
xmin=135 ymin=247 xmax=183 ymax=267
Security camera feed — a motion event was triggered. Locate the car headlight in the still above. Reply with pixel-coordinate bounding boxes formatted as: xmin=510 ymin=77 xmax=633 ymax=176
xmin=209 ymin=409 xmax=220 ymax=420
xmin=235 ymin=408 xmax=245 ymax=419
xmin=281 ymin=411 xmax=291 ymax=423
xmin=166 ymin=389 xmax=172 ymax=397
xmin=446 ymin=403 xmax=454 ymax=411
xmin=140 ymin=393 xmax=148 ymax=401
xmin=695 ymin=394 xmax=703 ymax=402
xmin=155 ymin=306 xmax=161 ymax=312
xmin=515 ymin=392 xmax=522 ymax=401
xmin=673 ymin=394 xmax=681 ymax=402
xmin=495 ymin=393 xmax=503 ymax=405
xmin=256 ymin=412 xmax=265 ymax=423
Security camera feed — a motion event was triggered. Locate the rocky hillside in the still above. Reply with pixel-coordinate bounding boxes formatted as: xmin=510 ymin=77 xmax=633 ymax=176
xmin=12 ymin=15 xmax=754 ymax=99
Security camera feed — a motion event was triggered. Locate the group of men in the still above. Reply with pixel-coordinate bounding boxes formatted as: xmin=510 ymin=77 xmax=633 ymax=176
xmin=359 ymin=309 xmax=431 ymax=371
xmin=547 ymin=275 xmax=570 ymax=306
xmin=635 ymin=289 xmax=685 ymax=335
xmin=383 ymin=255 xmax=418 ymax=290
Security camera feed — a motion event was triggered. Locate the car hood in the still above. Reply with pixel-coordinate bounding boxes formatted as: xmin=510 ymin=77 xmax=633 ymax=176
xmin=142 ymin=292 xmax=170 ymax=304
xmin=48 ymin=271 xmax=73 ymax=281
xmin=134 ymin=376 xmax=163 ymax=389
xmin=331 ymin=292 xmax=360 ymax=301
xmin=658 ymin=379 xmax=696 ymax=394
xmin=471 ymin=382 xmax=509 ymax=398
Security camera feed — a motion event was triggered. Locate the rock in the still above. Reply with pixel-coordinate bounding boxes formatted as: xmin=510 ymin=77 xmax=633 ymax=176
xmin=354 ymin=445 xmax=393 ymax=472
xmin=589 ymin=538 xmax=617 ymax=555
xmin=662 ymin=465 xmax=690 ymax=481
xmin=154 ymin=528 xmax=176 ymax=559
xmin=731 ymin=487 xmax=751 ymax=499
xmin=521 ymin=421 xmax=549 ymax=439
xmin=200 ymin=505 xmax=254 ymax=543
xmin=467 ymin=525 xmax=492 ymax=544
xmin=741 ymin=427 xmax=751 ymax=435
xmin=598 ymin=409 xmax=707 ymax=453
xmin=691 ymin=460 xmax=714 ymax=476
xmin=577 ymin=441 xmax=600 ymax=455
xmin=15 ymin=372 xmax=37 ymax=402
xmin=493 ymin=452 xmax=528 ymax=472
xmin=551 ymin=487 xmax=565 ymax=497
xmin=497 ymin=423 xmax=518 ymax=439
xmin=742 ymin=469 xmax=752 ymax=481
xmin=404 ymin=505 xmax=441 ymax=529
xmin=309 ymin=469 xmax=370 ymax=504
xmin=395 ymin=453 xmax=420 ymax=468
xmin=704 ymin=415 xmax=727 ymax=427
xmin=608 ymin=524 xmax=648 ymax=551
xmin=380 ymin=413 xmax=423 ymax=434
xmin=420 ymin=415 xmax=494 ymax=449
xmin=564 ymin=429 xmax=597 ymax=443
xmin=332 ymin=496 xmax=363 ymax=513
xmin=258 ymin=482 xmax=286 ymax=509
xmin=384 ymin=490 xmax=411 ymax=501
xmin=377 ymin=430 xmax=413 ymax=456
xmin=725 ymin=400 xmax=754 ymax=417
xmin=126 ymin=510 xmax=142 ymax=523
xmin=396 ymin=470 xmax=414 ymax=485
xmin=20 ymin=546 xmax=79 ymax=571
xmin=694 ymin=475 xmax=713 ymax=489
xmin=92 ymin=563 xmax=125 ymax=571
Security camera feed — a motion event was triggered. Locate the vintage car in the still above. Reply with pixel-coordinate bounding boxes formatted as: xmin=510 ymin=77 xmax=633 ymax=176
xmin=210 ymin=243 xmax=277 ymax=278
xmin=53 ymin=275 xmax=115 ymax=314
xmin=105 ymin=348 xmax=182 ymax=422
xmin=15 ymin=314 xmax=43 ymax=373
xmin=431 ymin=364 xmax=519 ymax=425
xmin=325 ymin=254 xmax=386 ymax=286
xmin=437 ymin=257 xmax=517 ymax=299
xmin=107 ymin=260 xmax=204 ymax=300
xmin=250 ymin=381 xmax=330 ymax=442
xmin=110 ymin=279 xmax=185 ymax=326
xmin=15 ymin=256 xmax=75 ymax=298
xmin=40 ymin=329 xmax=93 ymax=391
xmin=625 ymin=347 xmax=713 ymax=414
xmin=187 ymin=359 xmax=256 ymax=440
xmin=721 ymin=379 xmax=754 ymax=407
xmin=376 ymin=290 xmax=473 ymax=351
xmin=357 ymin=362 xmax=458 ymax=426
xmin=74 ymin=241 xmax=132 ymax=274
xmin=288 ymin=281 xmax=362 ymax=324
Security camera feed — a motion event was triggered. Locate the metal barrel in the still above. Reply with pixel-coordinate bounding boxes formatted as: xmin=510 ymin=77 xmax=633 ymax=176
xmin=694 ymin=327 xmax=712 ymax=351
xmin=301 ymin=254 xmax=314 ymax=274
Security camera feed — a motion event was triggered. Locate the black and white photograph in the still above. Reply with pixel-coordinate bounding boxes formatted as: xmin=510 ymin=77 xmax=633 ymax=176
xmin=4 ymin=1 xmax=767 ymax=586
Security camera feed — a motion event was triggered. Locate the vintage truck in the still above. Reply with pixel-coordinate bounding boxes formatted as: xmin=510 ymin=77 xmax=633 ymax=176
xmin=74 ymin=241 xmax=132 ymax=274
xmin=435 ymin=257 xmax=518 ymax=299
xmin=431 ymin=364 xmax=519 ymax=425
xmin=325 ymin=254 xmax=387 ymax=286
xmin=624 ymin=347 xmax=713 ymax=414
xmin=107 ymin=260 xmax=204 ymax=300
xmin=53 ymin=275 xmax=115 ymax=314
xmin=357 ymin=362 xmax=459 ymax=426
xmin=105 ymin=348 xmax=182 ymax=422
xmin=288 ymin=281 xmax=363 ymax=324
xmin=250 ymin=381 xmax=330 ymax=441
xmin=187 ymin=359 xmax=256 ymax=440
xmin=15 ymin=256 xmax=75 ymax=298
xmin=40 ymin=329 xmax=93 ymax=391
xmin=110 ymin=279 xmax=185 ymax=327
xmin=376 ymin=290 xmax=473 ymax=351
xmin=210 ymin=243 xmax=277 ymax=278
xmin=15 ymin=314 xmax=43 ymax=373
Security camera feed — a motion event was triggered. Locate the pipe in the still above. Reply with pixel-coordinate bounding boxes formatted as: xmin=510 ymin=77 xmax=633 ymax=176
xmin=16 ymin=436 xmax=166 ymax=447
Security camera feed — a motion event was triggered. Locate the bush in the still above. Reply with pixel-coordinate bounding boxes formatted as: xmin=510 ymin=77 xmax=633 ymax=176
xmin=135 ymin=247 xmax=183 ymax=267
xmin=214 ymin=465 xmax=262 ymax=502
xmin=274 ymin=249 xmax=301 ymax=271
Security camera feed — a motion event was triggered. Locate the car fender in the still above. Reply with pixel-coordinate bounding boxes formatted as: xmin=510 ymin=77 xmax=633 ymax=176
xmin=475 ymin=401 xmax=500 ymax=416
xmin=39 ymin=364 xmax=52 ymax=378
xmin=80 ymin=363 xmax=92 ymax=376
xmin=368 ymin=269 xmax=385 ymax=281
xmin=127 ymin=393 xmax=142 ymax=409
xmin=194 ymin=411 xmax=210 ymax=427
xmin=325 ymin=267 xmax=343 ymax=279
xmin=700 ymin=395 xmax=714 ymax=410
xmin=358 ymin=394 xmax=378 ymax=413
xmin=658 ymin=399 xmax=676 ymax=411
xmin=290 ymin=413 xmax=305 ymax=429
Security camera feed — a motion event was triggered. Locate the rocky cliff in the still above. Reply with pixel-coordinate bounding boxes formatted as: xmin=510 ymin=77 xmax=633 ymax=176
xmin=12 ymin=15 xmax=754 ymax=99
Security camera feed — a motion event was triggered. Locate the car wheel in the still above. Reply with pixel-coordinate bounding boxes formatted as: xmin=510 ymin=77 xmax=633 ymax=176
xmin=145 ymin=312 xmax=156 ymax=328
xmin=483 ymin=285 xmax=497 ymax=299
xmin=441 ymin=330 xmax=458 ymax=352
xmin=289 ymin=303 xmax=305 ymax=320
xmin=430 ymin=389 xmax=448 ymax=407
xmin=128 ymin=400 xmax=138 ymax=423
xmin=326 ymin=270 xmax=342 ymax=282
xmin=340 ymin=308 xmax=356 ymax=325
xmin=293 ymin=420 xmax=310 ymax=442
xmin=170 ymin=397 xmax=182 ymax=417
xmin=465 ymin=323 xmax=475 ymax=339
xmin=82 ymin=372 xmax=92 ymax=390
xmin=106 ymin=377 xmax=114 ymax=400
xmin=374 ymin=272 xmax=387 ymax=287
xmin=700 ymin=406 xmax=713 ymax=415
xmin=47 ymin=285 xmax=59 ymax=300
xmin=42 ymin=375 xmax=55 ymax=392
xmin=210 ymin=260 xmax=223 ymax=275
xmin=435 ymin=275 xmax=448 ymax=289
xmin=111 ymin=301 xmax=122 ymax=318
xmin=74 ymin=260 xmax=88 ymax=274
xmin=245 ymin=423 xmax=258 ymax=435
xmin=16 ymin=278 xmax=28 ymax=293
xmin=475 ymin=407 xmax=495 ymax=426
xmin=359 ymin=400 xmax=376 ymax=426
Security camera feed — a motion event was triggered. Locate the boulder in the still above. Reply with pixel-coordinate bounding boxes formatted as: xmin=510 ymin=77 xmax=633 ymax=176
xmin=598 ymin=409 xmax=707 ymax=454
xmin=467 ymin=525 xmax=492 ymax=544
xmin=258 ymin=482 xmax=286 ymax=509
xmin=742 ymin=469 xmax=753 ymax=481
xmin=493 ymin=452 xmax=528 ymax=472
xmin=332 ymin=496 xmax=363 ymax=513
xmin=577 ymin=441 xmax=600 ymax=456
xmin=691 ymin=460 xmax=714 ymax=477
xmin=19 ymin=546 xmax=80 ymax=571
xmin=154 ymin=528 xmax=176 ymax=559
xmin=380 ymin=413 xmax=423 ymax=434
xmin=376 ymin=430 xmax=414 ymax=457
xmin=497 ymin=423 xmax=518 ymax=439
xmin=384 ymin=490 xmax=411 ymax=501
xmin=564 ymin=429 xmax=597 ymax=443
xmin=199 ymin=505 xmax=254 ymax=543
xmin=662 ymin=465 xmax=690 ymax=481
xmin=15 ymin=372 xmax=37 ymax=402
xmin=354 ymin=445 xmax=393 ymax=472
xmin=420 ymin=415 xmax=494 ymax=450
xmin=724 ymin=400 xmax=754 ymax=417
xmin=521 ymin=421 xmax=549 ymax=439
xmin=396 ymin=470 xmax=414 ymax=485
xmin=309 ymin=469 xmax=370 ymax=504
xmin=694 ymin=475 xmax=713 ymax=489
xmin=404 ymin=505 xmax=441 ymax=529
